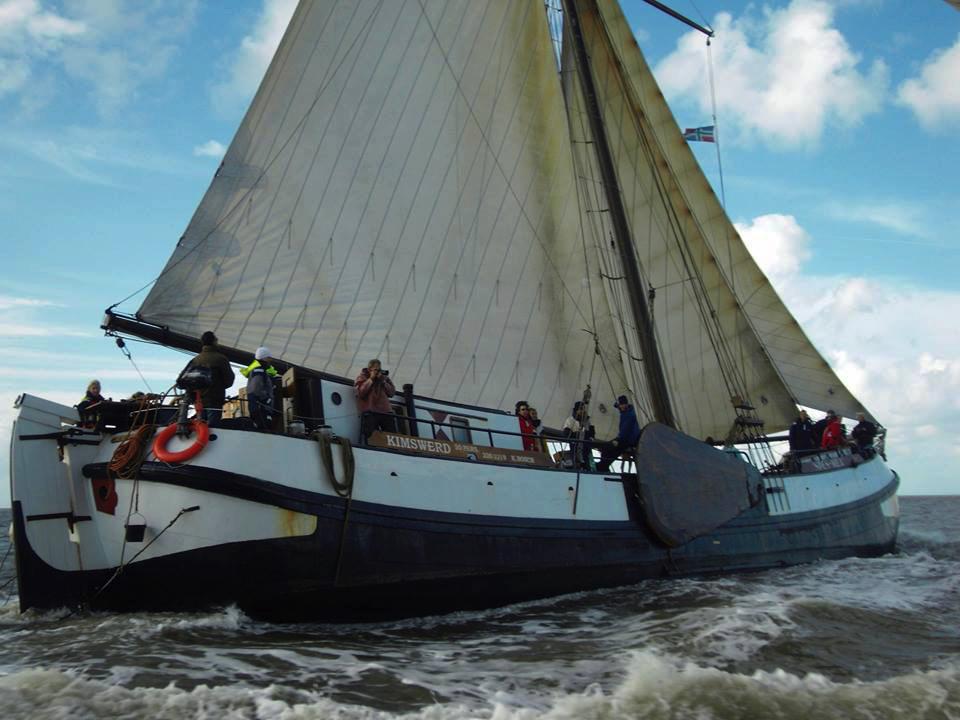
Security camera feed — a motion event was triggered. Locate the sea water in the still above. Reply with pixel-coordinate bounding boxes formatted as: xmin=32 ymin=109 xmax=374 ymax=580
xmin=0 ymin=496 xmax=956 ymax=719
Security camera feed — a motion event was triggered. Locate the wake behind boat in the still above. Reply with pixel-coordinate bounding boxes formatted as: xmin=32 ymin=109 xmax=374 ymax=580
xmin=9 ymin=0 xmax=898 ymax=621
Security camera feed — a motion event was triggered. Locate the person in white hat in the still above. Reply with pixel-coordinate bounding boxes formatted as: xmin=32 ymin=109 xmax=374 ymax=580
xmin=241 ymin=346 xmax=279 ymax=430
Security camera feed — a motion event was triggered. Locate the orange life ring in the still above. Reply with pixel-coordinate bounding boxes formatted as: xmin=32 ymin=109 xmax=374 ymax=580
xmin=152 ymin=419 xmax=209 ymax=463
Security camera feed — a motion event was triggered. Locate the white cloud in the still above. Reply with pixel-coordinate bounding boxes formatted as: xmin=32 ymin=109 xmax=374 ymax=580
xmin=735 ymin=214 xmax=812 ymax=280
xmin=212 ymin=0 xmax=297 ymax=113
xmin=0 ymin=292 xmax=90 ymax=337
xmin=0 ymin=322 xmax=93 ymax=337
xmin=0 ymin=0 xmax=195 ymax=116
xmin=823 ymin=200 xmax=928 ymax=238
xmin=741 ymin=212 xmax=960 ymax=493
xmin=0 ymin=125 xmax=197 ymax=183
xmin=0 ymin=0 xmax=85 ymax=100
xmin=0 ymin=295 xmax=59 ymax=310
xmin=897 ymin=33 xmax=960 ymax=130
xmin=0 ymin=0 xmax=85 ymax=40
xmin=193 ymin=139 xmax=226 ymax=158
xmin=654 ymin=0 xmax=888 ymax=147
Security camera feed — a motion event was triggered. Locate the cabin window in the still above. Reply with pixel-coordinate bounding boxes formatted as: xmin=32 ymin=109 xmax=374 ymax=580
xmin=450 ymin=417 xmax=471 ymax=443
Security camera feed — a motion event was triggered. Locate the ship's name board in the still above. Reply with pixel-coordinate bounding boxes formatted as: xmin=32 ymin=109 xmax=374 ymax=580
xmin=799 ymin=450 xmax=855 ymax=473
xmin=368 ymin=431 xmax=553 ymax=468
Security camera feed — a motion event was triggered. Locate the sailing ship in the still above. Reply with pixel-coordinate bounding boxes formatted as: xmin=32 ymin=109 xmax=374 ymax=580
xmin=9 ymin=0 xmax=899 ymax=621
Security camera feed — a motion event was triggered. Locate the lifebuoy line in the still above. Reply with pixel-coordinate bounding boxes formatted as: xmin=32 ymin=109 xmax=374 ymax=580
xmin=152 ymin=392 xmax=210 ymax=463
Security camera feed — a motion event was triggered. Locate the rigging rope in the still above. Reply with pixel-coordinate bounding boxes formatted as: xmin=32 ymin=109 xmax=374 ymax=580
xmin=115 ymin=337 xmax=154 ymax=393
xmin=558 ymin=10 xmax=648 ymax=416
xmin=686 ymin=0 xmax=712 ymax=36
xmin=89 ymin=506 xmax=201 ymax=607
xmin=585 ymin=6 xmax=756 ymax=433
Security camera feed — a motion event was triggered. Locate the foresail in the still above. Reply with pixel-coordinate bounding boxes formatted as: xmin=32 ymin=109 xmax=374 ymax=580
xmin=572 ymin=0 xmax=869 ymax=435
xmin=138 ymin=0 xmax=628 ymax=432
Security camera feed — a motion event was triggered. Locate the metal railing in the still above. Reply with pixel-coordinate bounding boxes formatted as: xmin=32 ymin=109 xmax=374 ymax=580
xmin=359 ymin=410 xmax=621 ymax=472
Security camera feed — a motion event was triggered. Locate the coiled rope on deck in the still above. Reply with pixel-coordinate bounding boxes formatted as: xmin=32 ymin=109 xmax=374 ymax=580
xmin=108 ymin=424 xmax=154 ymax=477
xmin=316 ymin=432 xmax=355 ymax=498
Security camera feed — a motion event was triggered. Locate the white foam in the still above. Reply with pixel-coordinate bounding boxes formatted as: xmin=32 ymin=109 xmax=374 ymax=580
xmin=766 ymin=552 xmax=960 ymax=614
xmin=1 ymin=654 xmax=955 ymax=720
xmin=670 ymin=591 xmax=797 ymax=663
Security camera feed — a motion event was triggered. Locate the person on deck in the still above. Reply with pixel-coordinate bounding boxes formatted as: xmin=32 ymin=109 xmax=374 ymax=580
xmin=596 ymin=395 xmax=641 ymax=472
xmin=562 ymin=401 xmax=596 ymax=468
xmin=181 ymin=331 xmax=235 ymax=427
xmin=788 ymin=410 xmax=816 ymax=453
xmin=851 ymin=412 xmax=878 ymax=454
xmin=820 ymin=411 xmax=844 ymax=449
xmin=515 ymin=401 xmax=539 ymax=452
xmin=241 ymin=346 xmax=279 ymax=430
xmin=76 ymin=379 xmax=105 ymax=428
xmin=355 ymin=358 xmax=396 ymax=442
xmin=77 ymin=379 xmax=105 ymax=414
xmin=529 ymin=407 xmax=547 ymax=452
xmin=811 ymin=411 xmax=831 ymax=447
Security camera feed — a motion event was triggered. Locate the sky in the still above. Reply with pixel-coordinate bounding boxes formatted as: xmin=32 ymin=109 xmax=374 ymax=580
xmin=1 ymin=0 xmax=958 ymax=503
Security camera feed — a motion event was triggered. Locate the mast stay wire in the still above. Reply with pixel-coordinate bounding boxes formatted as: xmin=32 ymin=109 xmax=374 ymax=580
xmin=686 ymin=0 xmax=713 ymax=37
xmin=706 ymin=37 xmax=726 ymax=212
xmin=705 ymin=31 xmax=748 ymax=378
xmin=115 ymin=337 xmax=155 ymax=393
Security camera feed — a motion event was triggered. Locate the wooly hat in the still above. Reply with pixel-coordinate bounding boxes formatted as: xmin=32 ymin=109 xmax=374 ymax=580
xmin=255 ymin=346 xmax=272 ymax=360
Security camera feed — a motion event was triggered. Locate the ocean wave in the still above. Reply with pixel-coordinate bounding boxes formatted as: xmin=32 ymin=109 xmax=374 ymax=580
xmin=666 ymin=591 xmax=796 ymax=664
xmin=1 ymin=653 xmax=957 ymax=720
xmin=548 ymin=651 xmax=960 ymax=720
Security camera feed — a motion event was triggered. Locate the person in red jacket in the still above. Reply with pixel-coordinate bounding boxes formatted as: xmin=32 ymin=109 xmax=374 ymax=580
xmin=515 ymin=401 xmax=539 ymax=452
xmin=355 ymin=358 xmax=396 ymax=442
xmin=820 ymin=410 xmax=844 ymax=449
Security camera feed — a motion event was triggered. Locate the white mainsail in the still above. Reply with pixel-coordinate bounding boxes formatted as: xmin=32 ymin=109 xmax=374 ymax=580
xmin=137 ymin=0 xmax=868 ymax=437
xmin=139 ymin=0 xmax=629 ymax=433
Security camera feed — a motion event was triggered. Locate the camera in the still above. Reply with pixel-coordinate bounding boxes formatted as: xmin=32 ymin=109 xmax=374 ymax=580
xmin=381 ymin=370 xmax=389 ymax=377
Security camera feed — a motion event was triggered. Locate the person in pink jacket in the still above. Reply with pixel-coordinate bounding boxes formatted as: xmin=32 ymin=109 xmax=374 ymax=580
xmin=355 ymin=358 xmax=396 ymax=441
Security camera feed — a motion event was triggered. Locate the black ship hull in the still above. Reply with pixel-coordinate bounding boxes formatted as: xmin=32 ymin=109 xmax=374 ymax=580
xmin=12 ymin=469 xmax=899 ymax=622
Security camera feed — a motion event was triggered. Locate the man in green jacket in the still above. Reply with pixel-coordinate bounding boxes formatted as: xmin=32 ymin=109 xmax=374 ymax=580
xmin=182 ymin=331 xmax=235 ymax=426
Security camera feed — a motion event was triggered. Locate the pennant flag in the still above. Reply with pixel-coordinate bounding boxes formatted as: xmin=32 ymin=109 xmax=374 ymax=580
xmin=683 ymin=126 xmax=715 ymax=143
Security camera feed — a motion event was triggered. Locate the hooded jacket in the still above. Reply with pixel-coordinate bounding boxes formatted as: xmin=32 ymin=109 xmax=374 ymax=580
xmin=184 ymin=344 xmax=235 ymax=410
xmin=241 ymin=360 xmax=279 ymax=404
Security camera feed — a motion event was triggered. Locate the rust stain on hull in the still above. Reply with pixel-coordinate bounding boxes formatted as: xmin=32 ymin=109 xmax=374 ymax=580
xmin=278 ymin=509 xmax=317 ymax=537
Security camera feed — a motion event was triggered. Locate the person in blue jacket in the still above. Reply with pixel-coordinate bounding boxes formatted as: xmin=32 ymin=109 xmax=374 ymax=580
xmin=596 ymin=395 xmax=641 ymax=472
